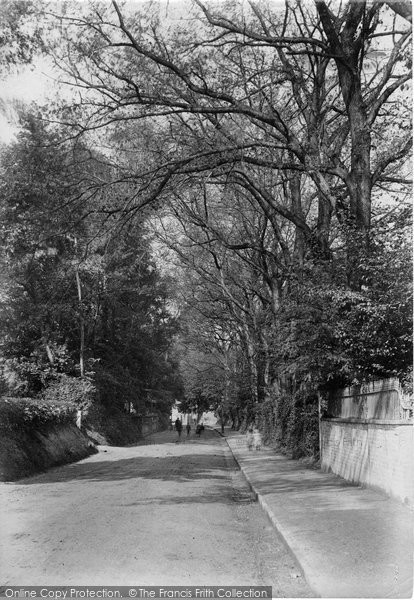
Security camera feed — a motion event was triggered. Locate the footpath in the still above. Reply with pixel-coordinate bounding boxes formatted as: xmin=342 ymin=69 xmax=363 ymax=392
xmin=222 ymin=429 xmax=413 ymax=598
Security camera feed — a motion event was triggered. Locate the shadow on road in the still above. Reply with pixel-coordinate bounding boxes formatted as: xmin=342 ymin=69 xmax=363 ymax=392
xmin=137 ymin=428 xmax=219 ymax=446
xmin=115 ymin=489 xmax=239 ymax=506
xmin=17 ymin=451 xmax=229 ymax=487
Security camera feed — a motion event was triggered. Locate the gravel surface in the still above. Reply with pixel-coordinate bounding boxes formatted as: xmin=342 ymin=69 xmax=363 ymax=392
xmin=0 ymin=428 xmax=312 ymax=596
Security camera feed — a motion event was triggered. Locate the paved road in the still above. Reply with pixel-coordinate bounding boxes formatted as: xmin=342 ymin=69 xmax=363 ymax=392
xmin=0 ymin=428 xmax=312 ymax=596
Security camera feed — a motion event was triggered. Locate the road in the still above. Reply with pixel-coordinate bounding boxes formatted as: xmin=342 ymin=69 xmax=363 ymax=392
xmin=0 ymin=428 xmax=312 ymax=596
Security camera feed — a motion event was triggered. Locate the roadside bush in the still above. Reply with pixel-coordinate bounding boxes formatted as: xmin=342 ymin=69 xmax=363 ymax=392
xmin=0 ymin=396 xmax=75 ymax=433
xmin=257 ymin=389 xmax=320 ymax=459
xmin=256 ymin=399 xmax=279 ymax=444
xmin=41 ymin=374 xmax=96 ymax=411
xmin=286 ymin=390 xmax=319 ymax=458
xmin=93 ymin=365 xmax=143 ymax=411
xmin=0 ymin=346 xmax=77 ymax=397
xmin=84 ymin=402 xmax=143 ymax=445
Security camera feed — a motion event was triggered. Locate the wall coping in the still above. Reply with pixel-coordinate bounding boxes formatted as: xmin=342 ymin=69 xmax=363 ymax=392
xmin=333 ymin=378 xmax=401 ymax=399
xmin=322 ymin=417 xmax=413 ymax=426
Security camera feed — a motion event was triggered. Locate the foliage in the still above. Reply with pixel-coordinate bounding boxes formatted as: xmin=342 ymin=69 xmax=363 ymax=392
xmin=0 ymin=0 xmax=45 ymax=74
xmin=41 ymin=374 xmax=96 ymax=411
xmin=280 ymin=213 xmax=412 ymax=387
xmin=0 ymin=1 xmax=411 ymax=457
xmin=257 ymin=390 xmax=320 ymax=459
xmin=0 ymin=395 xmax=75 ymax=433
xmin=0 ymin=114 xmax=88 ymax=393
xmin=84 ymin=402 xmax=142 ymax=445
xmin=88 ymin=224 xmax=182 ymax=413
xmin=178 ymin=345 xmax=225 ymax=414
xmin=400 ymin=367 xmax=413 ymax=396
xmin=0 ymin=346 xmax=76 ymax=397
xmin=0 ymin=114 xmax=182 ymax=420
xmin=93 ymin=365 xmax=143 ymax=412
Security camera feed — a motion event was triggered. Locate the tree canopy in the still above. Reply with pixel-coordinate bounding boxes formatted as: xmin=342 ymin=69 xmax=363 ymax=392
xmin=0 ymin=0 xmax=411 ymax=455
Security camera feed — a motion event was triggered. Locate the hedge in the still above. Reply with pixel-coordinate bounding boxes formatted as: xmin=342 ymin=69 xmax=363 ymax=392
xmin=0 ymin=396 xmax=76 ymax=432
xmin=0 ymin=375 xmax=96 ymax=433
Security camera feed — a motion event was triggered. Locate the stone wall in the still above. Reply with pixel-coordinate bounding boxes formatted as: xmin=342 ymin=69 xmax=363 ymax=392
xmin=140 ymin=414 xmax=164 ymax=436
xmin=326 ymin=378 xmax=412 ymax=420
xmin=321 ymin=379 xmax=413 ymax=504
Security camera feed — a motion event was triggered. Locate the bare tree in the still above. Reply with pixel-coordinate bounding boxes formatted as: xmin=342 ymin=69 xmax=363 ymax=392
xmin=49 ymin=0 xmax=411 ymax=244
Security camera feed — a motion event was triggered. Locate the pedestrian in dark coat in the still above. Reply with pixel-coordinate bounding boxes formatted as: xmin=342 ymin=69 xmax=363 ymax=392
xmin=175 ymin=418 xmax=182 ymax=438
xmin=196 ymin=423 xmax=204 ymax=437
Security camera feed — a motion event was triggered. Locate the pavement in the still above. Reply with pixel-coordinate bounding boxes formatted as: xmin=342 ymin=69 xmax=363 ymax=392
xmin=221 ymin=428 xmax=413 ymax=599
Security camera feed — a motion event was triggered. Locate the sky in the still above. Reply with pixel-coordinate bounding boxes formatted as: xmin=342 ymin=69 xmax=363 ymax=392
xmin=0 ymin=56 xmax=55 ymax=143
xmin=0 ymin=0 xmax=190 ymax=144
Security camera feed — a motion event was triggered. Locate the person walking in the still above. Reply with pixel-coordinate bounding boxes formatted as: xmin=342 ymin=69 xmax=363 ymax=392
xmin=253 ymin=426 xmax=262 ymax=450
xmin=175 ymin=418 xmax=182 ymax=439
xmin=186 ymin=422 xmax=191 ymax=437
xmin=246 ymin=427 xmax=254 ymax=451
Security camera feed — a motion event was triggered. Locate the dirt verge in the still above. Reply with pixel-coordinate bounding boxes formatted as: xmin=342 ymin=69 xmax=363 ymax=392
xmin=0 ymin=422 xmax=97 ymax=481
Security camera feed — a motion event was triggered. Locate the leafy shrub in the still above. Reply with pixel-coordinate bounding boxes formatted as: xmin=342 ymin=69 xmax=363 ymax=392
xmin=257 ymin=388 xmax=320 ymax=459
xmin=0 ymin=396 xmax=75 ymax=433
xmin=0 ymin=345 xmax=77 ymax=397
xmin=41 ymin=375 xmax=96 ymax=411
xmin=286 ymin=390 xmax=320 ymax=458
xmin=84 ymin=402 xmax=142 ymax=445
xmin=400 ymin=367 xmax=413 ymax=396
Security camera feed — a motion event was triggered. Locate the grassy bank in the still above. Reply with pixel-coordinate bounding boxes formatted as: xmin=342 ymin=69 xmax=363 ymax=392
xmin=0 ymin=397 xmax=97 ymax=481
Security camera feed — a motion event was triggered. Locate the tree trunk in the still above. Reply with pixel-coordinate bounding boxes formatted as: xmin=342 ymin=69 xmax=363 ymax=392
xmin=75 ymin=267 xmax=85 ymax=378
xmin=242 ymin=324 xmax=259 ymax=406
xmin=316 ymin=1 xmax=372 ymax=232
xmin=347 ymin=93 xmax=372 ymax=230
